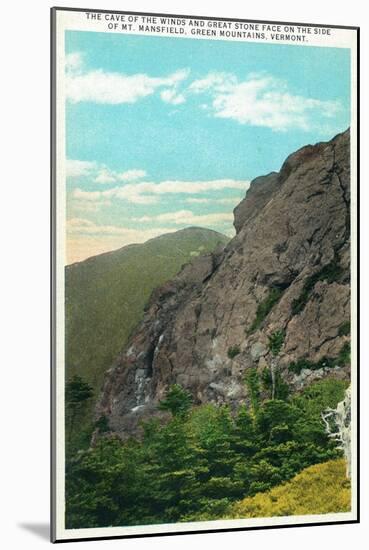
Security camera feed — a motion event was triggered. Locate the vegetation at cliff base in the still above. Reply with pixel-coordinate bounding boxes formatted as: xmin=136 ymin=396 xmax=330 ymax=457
xmin=65 ymin=227 xmax=228 ymax=453
xmin=288 ymin=341 xmax=351 ymax=375
xmin=65 ymin=375 xmax=94 ymax=453
xmin=228 ymin=458 xmax=350 ymax=518
xmin=65 ymin=378 xmax=348 ymax=528
xmin=261 ymin=367 xmax=289 ymax=400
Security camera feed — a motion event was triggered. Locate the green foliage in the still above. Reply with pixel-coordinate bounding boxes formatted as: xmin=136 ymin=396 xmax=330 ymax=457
xmin=288 ymin=343 xmax=351 ymax=375
xmin=338 ymin=320 xmax=350 ymax=336
xmin=94 ymin=415 xmax=110 ymax=433
xmin=288 ymin=357 xmax=311 ymax=374
xmin=65 ymin=375 xmax=94 ymax=455
xmin=66 ymin=379 xmax=347 ymax=528
xmin=261 ymin=368 xmax=290 ymax=400
xmin=244 ymin=367 xmax=261 ymax=412
xmin=227 ymin=345 xmax=241 ymax=359
xmin=228 ymin=459 xmax=350 ymax=519
xmin=292 ymin=379 xmax=348 ymax=421
xmin=158 ymin=384 xmax=193 ymax=418
xmin=267 ymin=330 xmax=285 ymax=356
xmin=256 ymin=400 xmax=300 ymax=441
xmin=291 ymin=259 xmax=343 ymax=316
xmin=248 ymin=288 xmax=283 ymax=333
xmin=338 ymin=342 xmax=351 ymax=365
xmin=289 ymin=356 xmax=335 ymax=375
xmin=65 ymin=375 xmax=94 ymax=405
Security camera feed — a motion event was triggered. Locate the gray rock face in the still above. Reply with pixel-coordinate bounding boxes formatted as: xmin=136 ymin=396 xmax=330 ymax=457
xmin=250 ymin=342 xmax=268 ymax=362
xmin=233 ymin=172 xmax=279 ymax=233
xmin=96 ymin=129 xmax=351 ymax=439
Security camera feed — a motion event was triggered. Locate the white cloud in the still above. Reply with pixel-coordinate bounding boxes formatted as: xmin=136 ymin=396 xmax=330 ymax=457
xmin=66 ymin=159 xmax=147 ymax=186
xmin=118 ymin=169 xmax=147 ymax=182
xmin=71 ymin=179 xmax=250 ymax=205
xmin=65 ymin=52 xmax=83 ymax=72
xmin=160 ymin=89 xmax=186 ymax=105
xmin=185 ymin=198 xmax=211 ymax=204
xmin=66 ymin=159 xmax=96 ymax=178
xmin=168 ymin=68 xmax=191 ymax=83
xmin=94 ymin=169 xmax=116 ymax=184
xmin=217 ymin=197 xmax=246 ymax=205
xmin=186 ymin=195 xmax=247 ymax=205
xmin=67 ymin=217 xmax=174 ymax=236
xmin=71 ymin=200 xmax=111 ymax=213
xmin=95 ymin=167 xmax=148 ymax=185
xmin=189 ymin=72 xmax=236 ymax=93
xmin=133 ymin=210 xmax=233 ymax=226
xmin=189 ymin=72 xmax=341 ymax=131
xmin=72 ymin=188 xmax=104 ymax=202
xmin=71 ymin=187 xmax=158 ymax=206
xmin=65 ymin=56 xmax=341 ymax=131
xmin=65 ymin=51 xmax=190 ymax=104
xmin=127 ymin=179 xmax=249 ymax=195
xmin=117 ymin=193 xmax=158 ymax=205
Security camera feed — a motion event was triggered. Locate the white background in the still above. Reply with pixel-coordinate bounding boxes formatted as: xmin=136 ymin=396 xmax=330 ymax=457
xmin=1 ymin=0 xmax=367 ymax=548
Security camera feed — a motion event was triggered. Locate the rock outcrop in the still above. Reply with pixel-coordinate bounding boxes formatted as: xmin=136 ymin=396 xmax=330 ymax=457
xmin=96 ymin=129 xmax=351 ymax=439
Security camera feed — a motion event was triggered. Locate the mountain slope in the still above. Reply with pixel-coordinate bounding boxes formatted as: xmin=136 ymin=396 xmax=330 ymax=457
xmin=65 ymin=227 xmax=229 ymax=394
xmin=97 ymin=130 xmax=351 ymax=438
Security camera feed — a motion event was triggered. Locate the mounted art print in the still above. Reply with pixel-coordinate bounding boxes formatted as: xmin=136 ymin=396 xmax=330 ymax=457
xmin=51 ymin=7 xmax=359 ymax=542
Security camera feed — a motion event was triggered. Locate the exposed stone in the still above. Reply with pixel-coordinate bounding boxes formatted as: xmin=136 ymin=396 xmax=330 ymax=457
xmin=250 ymin=342 xmax=268 ymax=362
xmin=96 ymin=130 xmax=351 ymax=440
xmin=258 ymin=356 xmax=268 ymax=372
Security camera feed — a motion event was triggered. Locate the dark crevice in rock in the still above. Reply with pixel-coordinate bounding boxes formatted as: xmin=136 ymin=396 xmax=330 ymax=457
xmin=307 ymin=227 xmax=321 ymax=246
xmin=306 ymin=190 xmax=325 ymax=201
xmin=333 ymin=164 xmax=350 ymax=243
xmin=202 ymin=255 xmax=219 ymax=284
xmin=146 ymin=342 xmax=156 ymax=378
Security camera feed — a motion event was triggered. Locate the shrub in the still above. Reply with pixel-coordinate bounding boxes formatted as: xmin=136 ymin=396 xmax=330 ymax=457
xmin=292 ymin=379 xmax=348 ymax=419
xmin=268 ymin=330 xmax=285 ymax=356
xmin=338 ymin=342 xmax=351 ymax=365
xmin=65 ymin=375 xmax=94 ymax=454
xmin=338 ymin=320 xmax=350 ymax=336
xmin=289 ymin=345 xmax=351 ymax=375
xmin=228 ymin=459 xmax=350 ymax=519
xmin=158 ymin=384 xmax=193 ymax=418
xmin=248 ymin=288 xmax=283 ymax=333
xmin=65 ymin=375 xmax=94 ymax=405
xmin=94 ymin=415 xmax=110 ymax=433
xmin=245 ymin=367 xmax=261 ymax=412
xmin=66 ymin=379 xmax=348 ymax=528
xmin=227 ymin=345 xmax=241 ymax=359
xmin=289 ymin=356 xmax=336 ymax=375
xmin=288 ymin=358 xmax=311 ymax=375
xmin=261 ymin=367 xmax=289 ymax=400
xmin=291 ymin=259 xmax=343 ymax=316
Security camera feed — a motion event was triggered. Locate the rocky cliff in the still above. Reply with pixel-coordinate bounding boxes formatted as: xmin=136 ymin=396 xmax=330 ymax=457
xmin=96 ymin=129 xmax=351 ymax=439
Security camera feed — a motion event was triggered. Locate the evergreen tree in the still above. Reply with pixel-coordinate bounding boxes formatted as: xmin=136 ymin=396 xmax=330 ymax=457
xmin=158 ymin=384 xmax=193 ymax=418
xmin=65 ymin=379 xmax=348 ymax=528
xmin=65 ymin=375 xmax=93 ymax=452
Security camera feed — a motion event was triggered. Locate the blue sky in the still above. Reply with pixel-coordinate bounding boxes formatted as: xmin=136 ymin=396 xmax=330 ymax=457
xmin=65 ymin=30 xmax=350 ymax=263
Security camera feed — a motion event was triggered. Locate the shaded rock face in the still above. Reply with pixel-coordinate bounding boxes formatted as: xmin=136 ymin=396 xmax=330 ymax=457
xmin=97 ymin=130 xmax=351 ymax=438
